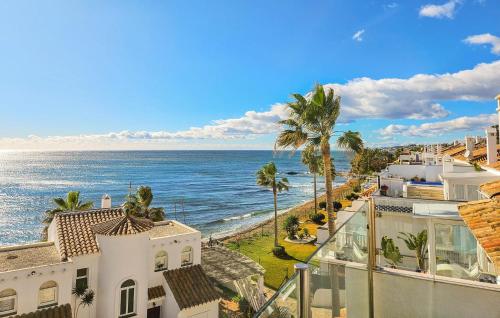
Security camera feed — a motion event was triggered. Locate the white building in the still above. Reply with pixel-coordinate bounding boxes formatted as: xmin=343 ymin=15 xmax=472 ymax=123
xmin=0 ymin=199 xmax=220 ymax=318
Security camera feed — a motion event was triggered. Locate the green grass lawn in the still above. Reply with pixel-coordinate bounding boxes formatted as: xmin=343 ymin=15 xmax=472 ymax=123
xmin=226 ymin=233 xmax=317 ymax=290
xmin=225 ymin=198 xmax=354 ymax=290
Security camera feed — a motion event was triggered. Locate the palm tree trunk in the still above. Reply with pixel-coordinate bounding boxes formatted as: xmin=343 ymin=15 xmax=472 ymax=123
xmin=273 ymin=186 xmax=279 ymax=247
xmin=321 ymin=141 xmax=335 ymax=236
xmin=313 ymin=172 xmax=317 ymax=215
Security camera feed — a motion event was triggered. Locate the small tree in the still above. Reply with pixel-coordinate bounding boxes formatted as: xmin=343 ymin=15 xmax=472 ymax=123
xmin=283 ymin=215 xmax=300 ymax=240
xmin=332 ymin=201 xmax=342 ymax=212
xmin=381 ymin=236 xmax=402 ymax=268
xmin=398 ymin=230 xmax=428 ymax=272
xmin=72 ymin=285 xmax=95 ymax=318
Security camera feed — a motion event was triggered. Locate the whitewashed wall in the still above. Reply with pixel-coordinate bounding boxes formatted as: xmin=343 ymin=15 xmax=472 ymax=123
xmin=0 ymin=262 xmax=73 ymax=316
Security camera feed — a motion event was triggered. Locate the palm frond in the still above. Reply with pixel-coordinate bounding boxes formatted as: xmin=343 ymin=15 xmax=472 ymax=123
xmin=337 ymin=130 xmax=363 ymax=153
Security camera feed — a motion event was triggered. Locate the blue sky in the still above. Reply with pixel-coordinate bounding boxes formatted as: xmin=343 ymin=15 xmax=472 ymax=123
xmin=0 ymin=0 xmax=499 ymax=150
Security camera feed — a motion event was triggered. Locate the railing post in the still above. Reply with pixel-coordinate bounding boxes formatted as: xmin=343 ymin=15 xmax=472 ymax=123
xmin=294 ymin=263 xmax=310 ymax=318
xmin=367 ymin=198 xmax=376 ymax=318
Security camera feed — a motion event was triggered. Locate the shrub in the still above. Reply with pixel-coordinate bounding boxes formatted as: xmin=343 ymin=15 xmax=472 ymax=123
xmin=332 ymin=201 xmax=343 ymax=212
xmin=353 ymin=185 xmax=361 ymax=193
xmin=309 ymin=213 xmax=325 ymax=224
xmin=303 ymin=228 xmax=310 ymax=237
xmin=297 ymin=232 xmax=304 ymax=239
xmin=318 ymin=201 xmax=327 ymax=210
xmin=283 ymin=215 xmax=299 ymax=239
xmin=272 ymin=246 xmax=286 ymax=257
xmin=345 ymin=193 xmax=353 ymax=200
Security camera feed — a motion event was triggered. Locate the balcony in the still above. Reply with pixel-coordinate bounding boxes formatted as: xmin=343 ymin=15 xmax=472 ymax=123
xmin=254 ymin=200 xmax=500 ymax=318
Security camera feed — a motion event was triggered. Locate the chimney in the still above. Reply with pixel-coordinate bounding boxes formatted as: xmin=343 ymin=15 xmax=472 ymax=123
xmin=101 ymin=194 xmax=112 ymax=209
xmin=464 ymin=136 xmax=475 ymax=159
xmin=485 ymin=127 xmax=498 ymax=165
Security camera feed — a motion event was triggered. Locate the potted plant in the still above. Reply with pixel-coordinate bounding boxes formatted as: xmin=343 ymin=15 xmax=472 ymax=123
xmin=398 ymin=230 xmax=428 ymax=272
xmin=380 ymin=185 xmax=389 ymax=196
xmin=381 ymin=236 xmax=402 ymax=268
xmin=332 ymin=201 xmax=343 ymax=212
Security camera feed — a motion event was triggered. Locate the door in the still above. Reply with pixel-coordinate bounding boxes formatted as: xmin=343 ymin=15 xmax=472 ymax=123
xmin=147 ymin=306 xmax=161 ymax=318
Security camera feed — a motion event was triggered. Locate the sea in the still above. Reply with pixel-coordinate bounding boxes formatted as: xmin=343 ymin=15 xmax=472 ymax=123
xmin=0 ymin=150 xmax=352 ymax=245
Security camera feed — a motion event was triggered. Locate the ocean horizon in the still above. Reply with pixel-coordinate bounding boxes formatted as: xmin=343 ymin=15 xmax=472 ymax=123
xmin=0 ymin=150 xmax=352 ymax=245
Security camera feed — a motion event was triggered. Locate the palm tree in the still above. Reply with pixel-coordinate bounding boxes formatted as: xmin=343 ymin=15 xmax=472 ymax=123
xmin=398 ymin=230 xmax=428 ymax=272
xmin=276 ymin=84 xmax=363 ymax=235
xmin=72 ymin=285 xmax=95 ymax=318
xmin=301 ymin=145 xmax=322 ymax=215
xmin=122 ymin=186 xmax=165 ymax=221
xmin=136 ymin=186 xmax=165 ymax=221
xmin=256 ymin=162 xmax=289 ymax=247
xmin=42 ymin=191 xmax=94 ymax=239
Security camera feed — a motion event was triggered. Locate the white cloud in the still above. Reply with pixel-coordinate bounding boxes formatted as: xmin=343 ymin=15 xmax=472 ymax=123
xmin=378 ymin=114 xmax=497 ymax=138
xmin=419 ymin=0 xmax=460 ymax=19
xmin=464 ymin=33 xmax=500 ymax=55
xmin=3 ymin=60 xmax=500 ymax=150
xmin=352 ymin=29 xmax=365 ymax=42
xmin=324 ymin=60 xmax=500 ymax=122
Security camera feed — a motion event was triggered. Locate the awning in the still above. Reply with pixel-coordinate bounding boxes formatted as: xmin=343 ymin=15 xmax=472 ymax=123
xmin=148 ymin=285 xmax=166 ymax=302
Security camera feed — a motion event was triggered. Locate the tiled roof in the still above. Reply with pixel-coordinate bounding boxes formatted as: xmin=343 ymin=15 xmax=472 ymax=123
xmin=10 ymin=303 xmax=72 ymax=318
xmin=163 ymin=265 xmax=220 ymax=310
xmin=91 ymin=215 xmax=153 ymax=236
xmin=458 ymin=198 xmax=500 ymax=273
xmin=148 ymin=285 xmax=166 ymax=301
xmin=55 ymin=208 xmax=123 ymax=259
xmin=443 ymin=144 xmax=465 ymax=157
xmin=454 ymin=145 xmax=500 ymax=163
xmin=479 ymin=180 xmax=500 ymax=198
xmin=0 ymin=242 xmax=64 ymax=272
xmin=485 ymin=159 xmax=500 ymax=172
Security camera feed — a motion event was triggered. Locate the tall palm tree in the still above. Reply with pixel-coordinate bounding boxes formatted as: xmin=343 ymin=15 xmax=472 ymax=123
xmin=276 ymin=84 xmax=363 ymax=235
xmin=42 ymin=191 xmax=94 ymax=239
xmin=256 ymin=162 xmax=289 ymax=247
xmin=301 ymin=145 xmax=322 ymax=215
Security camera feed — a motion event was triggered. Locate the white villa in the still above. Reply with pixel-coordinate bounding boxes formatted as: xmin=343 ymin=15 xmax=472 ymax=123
xmin=0 ymin=195 xmax=221 ymax=318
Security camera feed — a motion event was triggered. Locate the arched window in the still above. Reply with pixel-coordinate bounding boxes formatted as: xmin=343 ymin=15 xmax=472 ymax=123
xmin=119 ymin=279 xmax=136 ymax=317
xmin=155 ymin=251 xmax=168 ymax=271
xmin=0 ymin=289 xmax=17 ymax=316
xmin=38 ymin=281 xmax=58 ymax=308
xmin=181 ymin=246 xmax=193 ymax=267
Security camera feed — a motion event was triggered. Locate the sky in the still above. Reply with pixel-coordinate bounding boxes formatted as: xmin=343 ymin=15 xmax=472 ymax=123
xmin=0 ymin=0 xmax=499 ymax=150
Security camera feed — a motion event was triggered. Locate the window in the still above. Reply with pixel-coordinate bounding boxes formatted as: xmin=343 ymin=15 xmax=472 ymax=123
xmin=453 ymin=184 xmax=465 ymax=201
xmin=155 ymin=251 xmax=168 ymax=271
xmin=76 ymin=268 xmax=89 ymax=290
xmin=466 ymin=185 xmax=479 ymax=201
xmin=0 ymin=289 xmax=16 ymax=316
xmin=119 ymin=280 xmax=136 ymax=317
xmin=38 ymin=281 xmax=58 ymax=308
xmin=181 ymin=246 xmax=193 ymax=267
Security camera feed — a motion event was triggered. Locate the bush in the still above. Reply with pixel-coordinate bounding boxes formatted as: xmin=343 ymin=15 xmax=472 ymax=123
xmin=332 ymin=201 xmax=343 ymax=212
xmin=347 ymin=193 xmax=359 ymax=200
xmin=272 ymin=246 xmax=286 ymax=257
xmin=318 ymin=201 xmax=327 ymax=210
xmin=283 ymin=215 xmax=299 ymax=239
xmin=309 ymin=213 xmax=325 ymax=224
xmin=353 ymin=185 xmax=361 ymax=193
xmin=345 ymin=193 xmax=353 ymax=200
xmin=303 ymin=228 xmax=310 ymax=237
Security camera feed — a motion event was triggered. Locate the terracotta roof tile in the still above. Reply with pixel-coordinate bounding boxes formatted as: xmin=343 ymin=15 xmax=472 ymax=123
xmin=479 ymin=180 xmax=500 ymax=199
xmin=163 ymin=265 xmax=220 ymax=310
xmin=91 ymin=215 xmax=153 ymax=236
xmin=55 ymin=208 xmax=123 ymax=259
xmin=148 ymin=285 xmax=166 ymax=301
xmin=454 ymin=145 xmax=500 ymax=164
xmin=443 ymin=144 xmax=466 ymax=157
xmin=10 ymin=303 xmax=72 ymax=318
xmin=458 ymin=198 xmax=500 ymax=273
